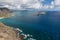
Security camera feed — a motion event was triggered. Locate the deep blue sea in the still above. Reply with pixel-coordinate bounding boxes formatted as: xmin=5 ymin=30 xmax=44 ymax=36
xmin=0 ymin=11 xmax=60 ymax=40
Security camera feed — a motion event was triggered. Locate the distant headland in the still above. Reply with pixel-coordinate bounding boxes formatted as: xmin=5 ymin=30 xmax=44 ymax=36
xmin=0 ymin=7 xmax=14 ymax=19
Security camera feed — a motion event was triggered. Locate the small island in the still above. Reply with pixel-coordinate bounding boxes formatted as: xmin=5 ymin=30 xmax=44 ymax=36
xmin=0 ymin=7 xmax=14 ymax=19
xmin=33 ymin=11 xmax=46 ymax=16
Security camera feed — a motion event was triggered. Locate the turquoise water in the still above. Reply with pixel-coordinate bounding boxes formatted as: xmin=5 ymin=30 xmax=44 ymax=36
xmin=0 ymin=11 xmax=60 ymax=40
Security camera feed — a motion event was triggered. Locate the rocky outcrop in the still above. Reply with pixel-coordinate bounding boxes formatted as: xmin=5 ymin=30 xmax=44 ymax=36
xmin=0 ymin=23 xmax=25 ymax=40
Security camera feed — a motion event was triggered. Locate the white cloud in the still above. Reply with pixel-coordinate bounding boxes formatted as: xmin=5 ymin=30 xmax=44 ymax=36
xmin=0 ymin=0 xmax=56 ymax=10
xmin=23 ymin=0 xmax=29 ymax=4
xmin=55 ymin=0 xmax=60 ymax=5
xmin=3 ymin=5 xmax=9 ymax=7
xmin=51 ymin=1 xmax=54 ymax=5
xmin=1 ymin=0 xmax=14 ymax=3
xmin=30 ymin=2 xmax=41 ymax=9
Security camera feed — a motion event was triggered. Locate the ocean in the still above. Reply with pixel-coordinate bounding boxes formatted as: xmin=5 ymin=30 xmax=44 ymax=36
xmin=0 ymin=11 xmax=60 ymax=40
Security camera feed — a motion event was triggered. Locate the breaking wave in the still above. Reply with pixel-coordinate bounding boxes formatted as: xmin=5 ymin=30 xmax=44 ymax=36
xmin=14 ymin=28 xmax=36 ymax=40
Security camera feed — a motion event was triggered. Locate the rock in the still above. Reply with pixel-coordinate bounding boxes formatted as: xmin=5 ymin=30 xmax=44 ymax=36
xmin=19 ymin=35 xmax=25 ymax=40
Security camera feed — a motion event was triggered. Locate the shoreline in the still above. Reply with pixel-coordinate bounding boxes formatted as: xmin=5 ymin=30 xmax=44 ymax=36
xmin=0 ymin=13 xmax=15 ymax=19
xmin=0 ymin=17 xmax=4 ymax=19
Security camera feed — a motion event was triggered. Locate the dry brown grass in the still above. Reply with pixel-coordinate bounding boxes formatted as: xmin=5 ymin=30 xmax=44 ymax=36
xmin=0 ymin=23 xmax=21 ymax=40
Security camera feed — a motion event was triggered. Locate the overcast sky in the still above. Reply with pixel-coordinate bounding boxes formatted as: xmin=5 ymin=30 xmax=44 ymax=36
xmin=0 ymin=0 xmax=60 ymax=10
